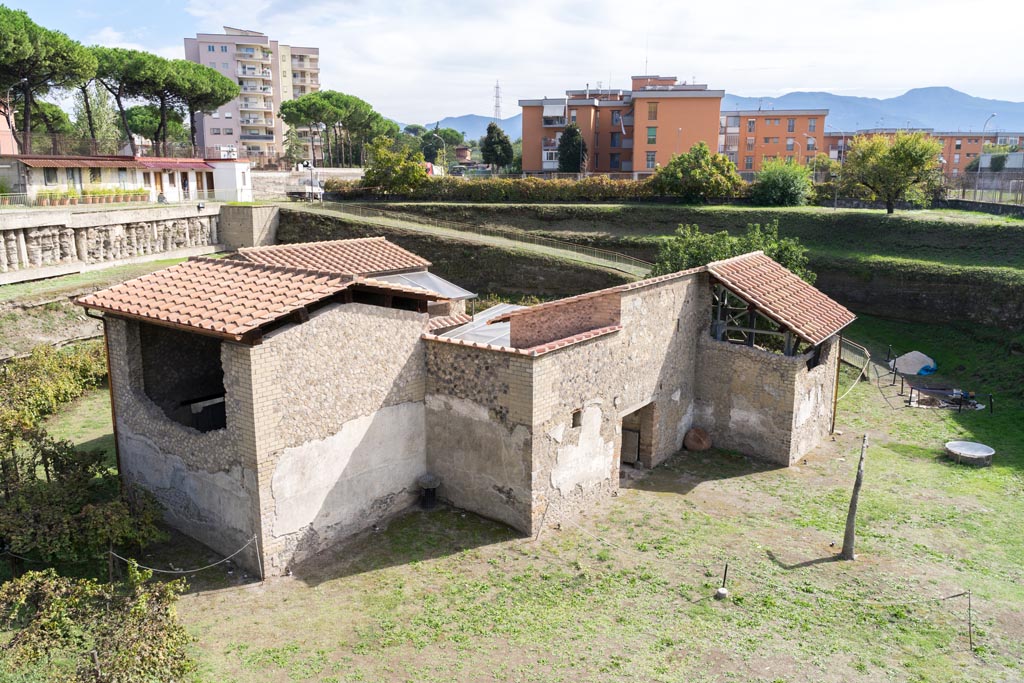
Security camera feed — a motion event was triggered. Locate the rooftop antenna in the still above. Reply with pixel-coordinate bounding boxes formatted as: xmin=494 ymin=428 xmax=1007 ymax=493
xmin=493 ymin=80 xmax=502 ymax=122
xmin=644 ymin=34 xmax=649 ymax=75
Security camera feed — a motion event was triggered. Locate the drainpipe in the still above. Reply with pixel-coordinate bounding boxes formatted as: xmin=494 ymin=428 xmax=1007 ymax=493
xmin=84 ymin=309 xmax=123 ymax=489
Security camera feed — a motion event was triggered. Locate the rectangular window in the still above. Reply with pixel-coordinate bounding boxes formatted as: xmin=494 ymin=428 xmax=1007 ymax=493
xmin=646 ymin=151 xmax=656 ymax=169
xmin=747 ymin=119 xmax=755 ymax=133
xmin=787 ymin=118 xmax=795 ymax=132
xmin=746 ymin=137 xmax=754 ymax=151
xmin=647 ymin=102 xmax=658 ymax=120
xmin=808 ymin=118 xmax=817 ymax=132
xmin=43 ymin=168 xmax=58 ymax=185
xmin=210 ymin=128 xmax=221 ymax=134
xmin=143 ymin=172 xmax=151 ymax=187
xmin=208 ymin=61 xmax=216 ymax=68
xmin=117 ymin=168 xmax=127 ymax=185
xmin=167 ymin=173 xmax=176 ymax=187
xmin=726 ymin=115 xmax=740 ymax=127
xmin=224 ymin=128 xmax=233 ymax=135
xmin=207 ymin=45 xmax=215 ymax=52
xmin=224 ymin=112 xmax=232 ymax=118
xmin=89 ymin=168 xmax=101 ymax=183
xmin=220 ymin=45 xmax=228 ymax=52
xmin=773 ymin=137 xmax=779 ymax=144
xmin=609 ymin=153 xmax=621 ymax=169
xmin=806 ymin=136 xmax=816 ymax=151
xmin=955 ymin=139 xmax=962 ymax=150
xmin=786 ymin=138 xmax=795 ymax=151
xmin=954 ymin=153 xmax=960 ymax=163
xmin=611 ymin=110 xmax=621 ymax=125
xmin=764 ymin=137 xmax=771 ymax=144
xmin=211 ymin=112 xmax=220 ymax=118
xmin=569 ymin=109 xmax=577 ymax=123
xmin=647 ymin=127 xmax=657 ymax=144
xmin=222 ymin=62 xmax=229 ymax=69
xmin=610 ymin=132 xmax=621 ymax=147
xmin=744 ymin=156 xmax=753 ymax=170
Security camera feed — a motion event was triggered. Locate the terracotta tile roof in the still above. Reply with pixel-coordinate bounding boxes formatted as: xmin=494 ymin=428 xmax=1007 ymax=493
xmin=706 ymin=251 xmax=855 ymax=345
xmin=76 ymin=258 xmax=352 ymax=340
xmin=13 ymin=155 xmax=147 ymax=169
xmin=357 ymin=276 xmax=443 ymax=299
xmin=234 ymin=237 xmax=430 ymax=276
xmin=426 ymin=313 xmax=473 ymax=331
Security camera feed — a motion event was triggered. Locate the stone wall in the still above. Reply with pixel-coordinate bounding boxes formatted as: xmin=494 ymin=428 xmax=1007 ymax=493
xmin=0 ymin=205 xmax=222 ymax=284
xmin=424 ymin=343 xmax=534 ymax=532
xmin=528 ymin=275 xmax=706 ymax=529
xmin=693 ymin=334 xmax=837 ymax=466
xmin=219 ymin=204 xmax=279 ymax=249
xmin=252 ymin=168 xmax=364 ymax=200
xmin=247 ymin=303 xmax=430 ymax=572
xmin=139 ymin=323 xmax=224 ymax=417
xmin=105 ymin=317 xmax=263 ymax=574
xmin=509 ymin=291 xmax=621 ymax=349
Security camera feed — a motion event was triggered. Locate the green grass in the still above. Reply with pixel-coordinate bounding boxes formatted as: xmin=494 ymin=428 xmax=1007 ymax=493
xmin=44 ymin=387 xmax=116 ymax=465
xmin=0 ymin=257 xmax=190 ymax=304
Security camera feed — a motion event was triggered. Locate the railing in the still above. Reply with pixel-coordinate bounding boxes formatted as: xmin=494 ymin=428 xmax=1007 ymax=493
xmin=622 ymin=139 xmax=634 ymax=149
xmin=239 ymin=102 xmax=272 ymax=110
xmin=236 ymin=51 xmax=271 ymax=61
xmin=0 ymin=193 xmax=31 ymax=208
xmin=240 ymin=134 xmax=275 ymax=141
xmin=241 ymin=86 xmax=273 ymax=94
xmin=238 ymin=69 xmax=272 ymax=78
xmin=542 ymin=117 xmax=567 ymax=127
xmin=330 ymin=203 xmax=653 ymax=277
xmin=622 ymin=115 xmax=634 ymax=126
xmin=541 ymin=137 xmax=558 ymax=149
xmin=240 ymin=119 xmax=274 ymax=126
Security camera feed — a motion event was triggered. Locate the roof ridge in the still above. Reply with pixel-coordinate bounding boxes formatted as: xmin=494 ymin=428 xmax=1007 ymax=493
xmin=238 ymin=236 xmax=388 ymax=254
xmin=706 ymin=250 xmax=765 ymax=269
xmin=186 ymin=256 xmax=355 ymax=282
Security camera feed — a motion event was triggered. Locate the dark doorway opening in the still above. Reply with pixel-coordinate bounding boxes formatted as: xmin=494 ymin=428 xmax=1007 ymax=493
xmin=620 ymin=402 xmax=656 ymax=477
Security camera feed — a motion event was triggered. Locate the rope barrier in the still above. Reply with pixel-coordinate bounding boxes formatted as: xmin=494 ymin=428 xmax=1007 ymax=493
xmin=109 ymin=534 xmax=258 ymax=575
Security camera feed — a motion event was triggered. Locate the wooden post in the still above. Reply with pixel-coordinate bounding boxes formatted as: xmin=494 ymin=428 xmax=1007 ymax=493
xmin=830 ymin=334 xmax=842 ymax=434
xmin=840 ymin=435 xmax=868 ymax=560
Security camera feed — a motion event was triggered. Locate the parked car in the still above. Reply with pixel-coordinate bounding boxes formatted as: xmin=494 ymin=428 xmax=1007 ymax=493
xmin=286 ymin=178 xmax=325 ymax=200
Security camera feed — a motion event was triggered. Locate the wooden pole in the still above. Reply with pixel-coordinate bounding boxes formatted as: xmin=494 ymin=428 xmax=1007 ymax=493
xmin=968 ymin=590 xmax=974 ymax=650
xmin=830 ymin=334 xmax=843 ymax=434
xmin=840 ymin=435 xmax=868 ymax=560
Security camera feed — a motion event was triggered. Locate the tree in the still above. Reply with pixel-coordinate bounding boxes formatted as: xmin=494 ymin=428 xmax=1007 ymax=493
xmin=403 ymin=123 xmax=427 ymax=137
xmin=420 ymin=126 xmax=463 ymax=165
xmin=481 ymin=122 xmax=514 ymax=170
xmin=72 ymin=83 xmax=120 ymax=153
xmin=15 ymin=101 xmax=73 ymax=154
xmin=557 ymin=123 xmax=587 ymax=173
xmin=283 ymin=128 xmax=307 ymax=167
xmin=121 ymin=105 xmax=187 ymax=146
xmin=843 ymin=131 xmax=943 ymax=213
xmin=749 ymin=159 xmax=813 ymax=206
xmin=361 ymin=136 xmax=427 ymax=194
xmin=93 ymin=47 xmax=161 ymax=156
xmin=652 ymin=219 xmax=815 ymax=283
xmin=840 ymin=435 xmax=868 ymax=560
xmin=0 ymin=7 xmax=96 ymax=153
xmin=0 ymin=565 xmax=195 ymax=681
xmin=647 ymin=141 xmax=743 ymax=202
xmin=170 ymin=60 xmax=239 ymax=150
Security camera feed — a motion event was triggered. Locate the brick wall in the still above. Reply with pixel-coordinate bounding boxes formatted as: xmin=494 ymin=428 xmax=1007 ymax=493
xmin=509 ymin=291 xmax=620 ymax=349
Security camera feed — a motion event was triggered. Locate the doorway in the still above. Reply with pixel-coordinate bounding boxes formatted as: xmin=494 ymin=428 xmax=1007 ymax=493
xmin=620 ymin=402 xmax=656 ymax=475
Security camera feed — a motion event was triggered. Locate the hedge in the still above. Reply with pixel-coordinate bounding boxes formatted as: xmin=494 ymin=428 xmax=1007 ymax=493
xmin=0 ymin=343 xmax=107 ymax=433
xmin=324 ymin=176 xmax=658 ymax=202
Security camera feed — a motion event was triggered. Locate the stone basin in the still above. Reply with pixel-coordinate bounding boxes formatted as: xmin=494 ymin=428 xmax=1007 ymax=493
xmin=944 ymin=441 xmax=995 ymax=467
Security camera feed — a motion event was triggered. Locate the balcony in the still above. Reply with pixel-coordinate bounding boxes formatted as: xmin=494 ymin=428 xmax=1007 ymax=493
xmin=542 ymin=160 xmax=559 ymax=170
xmin=238 ymin=68 xmax=272 ymax=78
xmin=241 ymin=85 xmax=273 ymax=95
xmin=622 ymin=115 xmax=634 ymax=126
xmin=236 ymin=51 xmax=271 ymax=62
xmin=542 ymin=116 xmax=567 ymax=127
xmin=240 ymin=118 xmax=274 ymax=126
xmin=239 ymin=133 xmax=275 ymax=141
xmin=541 ymin=137 xmax=559 ymax=149
xmin=622 ymin=138 xmax=633 ymax=149
xmin=239 ymin=102 xmax=272 ymax=111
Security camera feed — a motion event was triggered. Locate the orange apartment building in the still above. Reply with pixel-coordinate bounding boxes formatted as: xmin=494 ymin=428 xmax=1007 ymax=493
xmin=721 ymin=110 xmax=828 ymax=175
xmin=519 ymin=76 xmax=723 ymax=174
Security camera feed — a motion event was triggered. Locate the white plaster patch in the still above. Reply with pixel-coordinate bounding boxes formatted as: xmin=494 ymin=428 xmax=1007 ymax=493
xmin=547 ymin=423 xmax=566 ymax=444
xmin=425 ymin=393 xmax=490 ymax=422
xmin=270 ymin=401 xmax=426 ymax=537
xmin=550 ymin=405 xmax=613 ymax=494
xmin=795 ymin=384 xmax=822 ymax=426
xmin=675 ymin=402 xmax=694 ymax=446
xmin=671 ymin=389 xmax=681 ymax=402
xmin=728 ymin=395 xmax=769 ymax=438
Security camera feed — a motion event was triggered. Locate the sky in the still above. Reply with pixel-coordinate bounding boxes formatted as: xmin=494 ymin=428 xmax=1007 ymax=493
xmin=8 ymin=0 xmax=1024 ymax=124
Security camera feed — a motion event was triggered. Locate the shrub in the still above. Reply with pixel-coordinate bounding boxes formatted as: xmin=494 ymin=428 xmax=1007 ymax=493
xmin=647 ymin=142 xmax=743 ymax=203
xmin=749 ymin=160 xmax=813 ymax=206
xmin=326 ymin=175 xmax=654 ymax=202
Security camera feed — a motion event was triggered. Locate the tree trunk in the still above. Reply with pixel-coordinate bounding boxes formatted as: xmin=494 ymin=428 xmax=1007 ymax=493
xmin=80 ymin=84 xmax=97 ymax=149
xmin=110 ymin=88 xmax=137 ymax=157
xmin=188 ymin=106 xmax=198 ymax=154
xmin=840 ymin=435 xmax=868 ymax=560
xmin=885 ymin=198 xmax=895 ymax=214
xmin=157 ymin=98 xmax=169 ymax=157
xmin=20 ymin=85 xmax=32 ymax=154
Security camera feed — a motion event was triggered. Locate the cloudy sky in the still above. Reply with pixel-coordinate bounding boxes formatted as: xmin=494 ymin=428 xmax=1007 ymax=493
xmin=10 ymin=0 xmax=1024 ymax=123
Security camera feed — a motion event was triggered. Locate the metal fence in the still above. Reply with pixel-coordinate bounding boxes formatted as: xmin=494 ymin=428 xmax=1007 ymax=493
xmin=323 ymin=202 xmax=653 ymax=277
xmin=947 ymin=171 xmax=1024 ymax=206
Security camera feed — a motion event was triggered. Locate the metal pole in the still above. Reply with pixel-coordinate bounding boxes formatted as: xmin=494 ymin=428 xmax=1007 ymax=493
xmin=976 ymin=114 xmax=996 ymax=201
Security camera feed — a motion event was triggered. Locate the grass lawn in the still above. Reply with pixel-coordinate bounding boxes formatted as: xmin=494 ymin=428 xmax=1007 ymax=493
xmin=39 ymin=314 xmax=1024 ymax=682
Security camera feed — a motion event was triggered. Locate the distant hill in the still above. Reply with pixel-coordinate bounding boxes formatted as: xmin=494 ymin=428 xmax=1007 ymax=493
xmin=420 ymin=114 xmax=523 ymax=141
xmin=722 ymin=87 xmax=1024 ymax=132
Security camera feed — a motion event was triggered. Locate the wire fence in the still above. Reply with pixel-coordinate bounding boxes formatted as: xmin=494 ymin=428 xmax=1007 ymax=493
xmin=318 ymin=202 xmax=654 ymax=277
xmin=837 ymin=338 xmax=872 ymax=403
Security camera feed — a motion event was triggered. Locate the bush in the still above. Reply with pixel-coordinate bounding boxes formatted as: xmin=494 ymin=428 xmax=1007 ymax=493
xmin=325 ymin=175 xmax=655 ymax=202
xmin=647 ymin=142 xmax=743 ymax=203
xmin=749 ymin=160 xmax=813 ymax=206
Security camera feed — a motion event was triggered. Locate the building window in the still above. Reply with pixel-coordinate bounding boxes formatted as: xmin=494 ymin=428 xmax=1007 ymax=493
xmin=726 ymin=115 xmax=740 ymax=127
xmin=647 ymin=127 xmax=657 ymax=144
xmin=224 ymin=112 xmax=232 ymax=118
xmin=744 ymin=156 xmax=753 ymax=170
xmin=609 ymin=153 xmax=621 ymax=169
xmin=786 ymin=155 xmax=794 ymax=163
xmin=647 ymin=102 xmax=658 ymax=120
xmin=207 ymin=45 xmax=215 ymax=52
xmin=222 ymin=62 xmax=229 ymax=69
xmin=955 ymin=139 xmax=962 ymax=150
xmin=569 ymin=109 xmax=577 ymax=123
xmin=808 ymin=118 xmax=817 ymax=132
xmin=954 ymin=153 xmax=960 ymax=163
xmin=89 ymin=168 xmax=101 ymax=183
xmin=571 ymin=410 xmax=582 ymax=428
xmin=646 ymin=151 xmax=656 ymax=169
xmin=952 ymin=168 xmax=959 ymax=177
xmin=611 ymin=110 xmax=621 ymax=126
xmin=220 ymin=45 xmax=228 ymax=52
xmin=786 ymin=138 xmax=794 ymax=151
xmin=210 ymin=128 xmax=221 ymax=134
xmin=224 ymin=128 xmax=233 ymax=135
xmin=211 ymin=112 xmax=220 ymax=118
xmin=208 ymin=61 xmax=216 ymax=68
xmin=43 ymin=168 xmax=58 ymax=185
xmin=806 ymin=136 xmax=816 ymax=151
xmin=746 ymin=137 xmax=754 ymax=151
xmin=143 ymin=172 xmax=151 ymax=187
xmin=610 ymin=132 xmax=621 ymax=148
xmin=787 ymin=118 xmax=795 ymax=132
xmin=747 ymin=119 xmax=755 ymax=133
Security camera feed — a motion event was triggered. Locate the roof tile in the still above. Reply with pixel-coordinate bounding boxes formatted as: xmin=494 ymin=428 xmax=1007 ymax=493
xmin=233 ymin=237 xmax=430 ymax=276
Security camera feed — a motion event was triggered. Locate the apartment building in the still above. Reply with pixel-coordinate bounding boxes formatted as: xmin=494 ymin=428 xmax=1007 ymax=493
xmin=184 ymin=27 xmax=320 ymax=166
xmin=519 ymin=76 xmax=724 ymax=174
xmin=822 ymin=129 xmax=1024 ymax=178
xmin=722 ymin=110 xmax=828 ymax=175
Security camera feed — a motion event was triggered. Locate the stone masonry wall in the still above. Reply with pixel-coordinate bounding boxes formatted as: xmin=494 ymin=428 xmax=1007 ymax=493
xmin=789 ymin=336 xmax=839 ymax=460
xmin=528 ymin=274 xmax=706 ymax=530
xmin=694 ymin=334 xmax=813 ymax=466
xmin=424 ymin=342 xmax=534 ymax=533
xmin=105 ymin=317 xmax=263 ymax=574
xmin=509 ymin=291 xmax=621 ymax=349
xmin=247 ymin=303 xmax=430 ymax=573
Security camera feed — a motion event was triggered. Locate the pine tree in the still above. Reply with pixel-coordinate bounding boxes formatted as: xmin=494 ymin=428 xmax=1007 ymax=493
xmin=481 ymin=122 xmax=514 ymax=170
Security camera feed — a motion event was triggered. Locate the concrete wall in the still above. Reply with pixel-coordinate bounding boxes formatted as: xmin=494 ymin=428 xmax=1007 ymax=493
xmin=218 ymin=204 xmax=279 ymax=249
xmin=247 ymin=303 xmax=430 ymax=572
xmin=528 ymin=275 xmax=705 ymax=528
xmin=424 ymin=343 xmax=535 ymax=532
xmin=105 ymin=318 xmax=263 ymax=574
xmin=0 ymin=205 xmax=222 ymax=285
xmin=789 ymin=337 xmax=839 ymax=460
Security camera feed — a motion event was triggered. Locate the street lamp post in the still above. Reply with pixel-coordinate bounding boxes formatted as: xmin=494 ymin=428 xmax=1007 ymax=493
xmin=431 ymin=133 xmax=447 ymax=175
xmin=803 ymin=133 xmax=817 ymax=181
xmin=975 ymin=113 xmax=997 ymax=201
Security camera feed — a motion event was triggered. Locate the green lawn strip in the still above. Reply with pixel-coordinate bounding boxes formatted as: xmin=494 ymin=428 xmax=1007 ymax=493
xmin=0 ymin=257 xmax=191 ymax=304
xmin=44 ymin=387 xmax=116 ymax=467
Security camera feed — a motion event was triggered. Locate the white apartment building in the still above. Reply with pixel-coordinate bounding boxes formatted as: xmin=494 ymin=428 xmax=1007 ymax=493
xmin=184 ymin=27 xmax=320 ymax=167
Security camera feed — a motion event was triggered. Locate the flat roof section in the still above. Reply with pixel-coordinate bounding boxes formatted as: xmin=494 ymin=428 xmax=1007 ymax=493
xmin=440 ymin=303 xmax=525 ymax=347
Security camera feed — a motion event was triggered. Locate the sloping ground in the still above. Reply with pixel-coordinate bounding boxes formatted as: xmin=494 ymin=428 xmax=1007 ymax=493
xmin=385 ymin=203 xmax=1024 ymax=330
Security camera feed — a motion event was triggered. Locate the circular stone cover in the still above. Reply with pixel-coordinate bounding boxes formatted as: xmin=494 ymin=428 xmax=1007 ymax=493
xmin=944 ymin=441 xmax=995 ymax=466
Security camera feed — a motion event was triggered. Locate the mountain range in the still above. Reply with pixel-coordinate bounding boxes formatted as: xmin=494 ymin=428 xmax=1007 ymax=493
xmin=407 ymin=87 xmax=1024 ymax=141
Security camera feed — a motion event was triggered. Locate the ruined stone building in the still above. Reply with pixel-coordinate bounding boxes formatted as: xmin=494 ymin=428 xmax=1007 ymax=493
xmin=77 ymin=238 xmax=855 ymax=575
